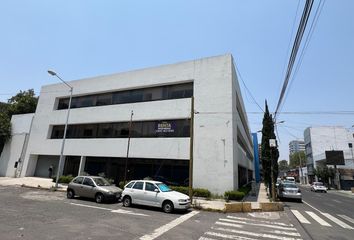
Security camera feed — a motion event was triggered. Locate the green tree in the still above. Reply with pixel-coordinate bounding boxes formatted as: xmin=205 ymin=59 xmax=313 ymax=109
xmin=0 ymin=112 xmax=11 ymax=151
xmin=0 ymin=89 xmax=37 ymax=153
xmin=8 ymin=89 xmax=38 ymax=115
xmin=260 ymin=101 xmax=279 ymax=197
xmin=313 ymin=165 xmax=335 ymax=185
xmin=289 ymin=151 xmax=306 ymax=169
xmin=278 ymin=160 xmax=289 ymax=172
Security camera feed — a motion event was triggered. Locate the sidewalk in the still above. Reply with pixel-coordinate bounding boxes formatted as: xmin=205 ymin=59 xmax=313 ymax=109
xmin=0 ymin=177 xmax=67 ymax=192
xmin=0 ymin=177 xmax=281 ymax=212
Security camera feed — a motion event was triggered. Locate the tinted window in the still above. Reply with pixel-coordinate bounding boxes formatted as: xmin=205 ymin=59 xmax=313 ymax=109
xmin=73 ymin=177 xmax=84 ymax=184
xmin=51 ymin=119 xmax=190 ymax=139
xmin=125 ymin=181 xmax=135 ymax=188
xmin=57 ymin=82 xmax=193 ymax=110
xmin=145 ymin=182 xmax=158 ymax=192
xmin=132 ymin=181 xmax=144 ymax=190
xmin=83 ymin=178 xmax=95 ymax=186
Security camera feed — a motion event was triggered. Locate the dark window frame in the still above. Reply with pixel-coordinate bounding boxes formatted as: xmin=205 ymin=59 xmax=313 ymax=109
xmin=57 ymin=82 xmax=193 ymax=110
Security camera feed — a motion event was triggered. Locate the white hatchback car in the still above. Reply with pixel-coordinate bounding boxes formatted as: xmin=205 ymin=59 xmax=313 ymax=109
xmin=121 ymin=180 xmax=190 ymax=213
xmin=311 ymin=182 xmax=328 ymax=193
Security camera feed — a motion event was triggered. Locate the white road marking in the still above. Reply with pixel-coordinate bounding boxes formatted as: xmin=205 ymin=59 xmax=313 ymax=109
xmin=322 ymin=213 xmax=354 ymax=230
xmin=264 ymin=229 xmax=301 ymax=237
xmin=338 ymin=214 xmax=354 ymax=225
xmin=69 ymin=202 xmax=149 ymax=216
xmin=205 ymin=231 xmax=257 ymax=240
xmin=215 ymin=221 xmax=244 ymax=228
xmin=218 ymin=218 xmax=297 ymax=231
xmin=198 ymin=237 xmax=218 ymax=240
xmin=305 ymin=211 xmax=331 ymax=227
xmin=291 ymin=210 xmax=311 ymax=224
xmin=227 ymin=215 xmax=294 ymax=227
xmin=139 ymin=211 xmax=199 ymax=240
xmin=303 ymin=201 xmax=354 ymax=229
xmin=332 ymin=199 xmax=342 ymax=204
xmin=211 ymin=227 xmax=303 ymax=240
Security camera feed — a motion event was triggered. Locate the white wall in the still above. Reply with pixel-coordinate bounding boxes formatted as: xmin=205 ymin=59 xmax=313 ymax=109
xmin=0 ymin=114 xmax=34 ymax=177
xmin=20 ymin=54 xmax=253 ymax=194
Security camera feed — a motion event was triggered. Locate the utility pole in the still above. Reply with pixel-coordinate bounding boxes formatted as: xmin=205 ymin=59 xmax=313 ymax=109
xmin=269 ymin=139 xmax=277 ymax=201
xmin=189 ymin=97 xmax=194 ymax=203
xmin=297 ymin=152 xmax=304 ymax=184
xmin=124 ymin=110 xmax=134 ymax=184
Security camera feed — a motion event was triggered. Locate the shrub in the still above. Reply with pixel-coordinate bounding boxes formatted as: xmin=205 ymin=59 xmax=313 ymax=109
xmin=224 ymin=190 xmax=245 ymax=201
xmin=193 ymin=188 xmax=211 ymax=198
xmin=53 ymin=175 xmax=74 ymax=184
xmin=170 ymin=186 xmax=189 ymax=195
xmin=238 ymin=185 xmax=251 ymax=195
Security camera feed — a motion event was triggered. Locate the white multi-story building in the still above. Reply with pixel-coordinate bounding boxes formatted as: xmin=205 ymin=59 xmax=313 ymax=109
xmin=289 ymin=140 xmax=305 ymax=155
xmin=0 ymin=54 xmax=254 ymax=194
xmin=304 ymin=126 xmax=354 ymax=187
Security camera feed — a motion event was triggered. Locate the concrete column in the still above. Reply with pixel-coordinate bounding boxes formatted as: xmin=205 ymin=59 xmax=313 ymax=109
xmin=78 ymin=156 xmax=86 ymax=175
xmin=58 ymin=156 xmax=66 ymax=176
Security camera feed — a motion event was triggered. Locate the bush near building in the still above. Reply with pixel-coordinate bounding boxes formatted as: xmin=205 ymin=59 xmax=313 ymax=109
xmin=52 ymin=175 xmax=74 ymax=183
xmin=224 ymin=190 xmax=245 ymax=201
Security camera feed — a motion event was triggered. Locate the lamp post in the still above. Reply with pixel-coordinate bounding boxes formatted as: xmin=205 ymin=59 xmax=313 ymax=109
xmin=48 ymin=70 xmax=73 ymax=188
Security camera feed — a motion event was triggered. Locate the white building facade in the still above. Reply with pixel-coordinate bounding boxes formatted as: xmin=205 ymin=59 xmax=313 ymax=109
xmin=0 ymin=54 xmax=254 ymax=194
xmin=304 ymin=126 xmax=354 ymax=188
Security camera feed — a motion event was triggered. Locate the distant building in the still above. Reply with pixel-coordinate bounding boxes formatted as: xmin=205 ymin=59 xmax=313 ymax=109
xmin=289 ymin=140 xmax=305 ymax=155
xmin=304 ymin=126 xmax=354 ymax=189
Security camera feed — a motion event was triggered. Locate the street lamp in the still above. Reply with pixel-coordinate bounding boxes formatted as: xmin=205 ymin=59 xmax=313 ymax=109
xmin=48 ymin=70 xmax=73 ymax=188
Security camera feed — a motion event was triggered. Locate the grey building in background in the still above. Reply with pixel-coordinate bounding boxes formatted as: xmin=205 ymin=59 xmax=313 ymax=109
xmin=289 ymin=140 xmax=305 ymax=155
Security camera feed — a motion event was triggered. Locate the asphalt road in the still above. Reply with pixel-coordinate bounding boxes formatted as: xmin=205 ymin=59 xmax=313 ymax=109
xmin=0 ymin=185 xmax=304 ymax=240
xmin=284 ymin=185 xmax=354 ymax=240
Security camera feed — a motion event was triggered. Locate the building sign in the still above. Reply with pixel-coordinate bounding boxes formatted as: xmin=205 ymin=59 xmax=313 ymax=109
xmin=325 ymin=150 xmax=345 ymax=165
xmin=155 ymin=121 xmax=175 ymax=133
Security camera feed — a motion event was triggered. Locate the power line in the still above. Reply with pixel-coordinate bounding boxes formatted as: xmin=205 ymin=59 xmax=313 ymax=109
xmin=274 ymin=0 xmax=315 ymax=119
xmin=235 ymin=64 xmax=264 ymax=112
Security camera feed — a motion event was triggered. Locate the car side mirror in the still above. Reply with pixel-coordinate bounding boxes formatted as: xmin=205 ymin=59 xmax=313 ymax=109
xmin=154 ymin=189 xmax=159 ymax=193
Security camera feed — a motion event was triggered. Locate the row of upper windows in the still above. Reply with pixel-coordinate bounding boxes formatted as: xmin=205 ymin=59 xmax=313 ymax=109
xmin=57 ymin=82 xmax=193 ymax=110
xmin=51 ymin=119 xmax=190 ymax=139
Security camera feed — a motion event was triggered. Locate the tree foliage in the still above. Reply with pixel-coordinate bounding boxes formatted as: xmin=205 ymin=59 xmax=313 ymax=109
xmin=313 ymin=165 xmax=335 ymax=185
xmin=0 ymin=89 xmax=37 ymax=153
xmin=278 ymin=160 xmax=289 ymax=172
xmin=7 ymin=89 xmax=38 ymax=115
xmin=289 ymin=151 xmax=306 ymax=169
xmin=260 ymin=101 xmax=279 ymax=191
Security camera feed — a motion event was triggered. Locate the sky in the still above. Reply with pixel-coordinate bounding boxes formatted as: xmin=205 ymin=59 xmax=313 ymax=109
xmin=1 ymin=0 xmax=353 ymax=161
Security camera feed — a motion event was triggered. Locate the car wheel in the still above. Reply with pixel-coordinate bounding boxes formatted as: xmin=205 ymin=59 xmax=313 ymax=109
xmin=95 ymin=193 xmax=105 ymax=203
xmin=162 ymin=201 xmax=174 ymax=213
xmin=67 ymin=189 xmax=75 ymax=199
xmin=298 ymin=199 xmax=302 ymax=203
xmin=123 ymin=196 xmax=132 ymax=207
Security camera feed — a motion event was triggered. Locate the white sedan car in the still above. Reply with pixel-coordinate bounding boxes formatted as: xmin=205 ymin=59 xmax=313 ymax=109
xmin=311 ymin=182 xmax=327 ymax=193
xmin=121 ymin=180 xmax=191 ymax=213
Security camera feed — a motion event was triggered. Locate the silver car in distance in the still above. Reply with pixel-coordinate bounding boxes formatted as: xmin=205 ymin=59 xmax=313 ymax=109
xmin=67 ymin=176 xmax=122 ymax=203
xmin=277 ymin=182 xmax=302 ymax=202
xmin=121 ymin=180 xmax=191 ymax=213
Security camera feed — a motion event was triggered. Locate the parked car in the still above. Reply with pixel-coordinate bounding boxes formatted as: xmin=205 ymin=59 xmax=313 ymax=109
xmin=67 ymin=176 xmax=122 ymax=203
xmin=285 ymin=176 xmax=296 ymax=183
xmin=277 ymin=182 xmax=302 ymax=202
xmin=311 ymin=182 xmax=327 ymax=193
xmin=121 ymin=180 xmax=190 ymax=213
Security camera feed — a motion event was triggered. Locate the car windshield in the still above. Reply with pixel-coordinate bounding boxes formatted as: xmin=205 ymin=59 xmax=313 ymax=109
xmin=93 ymin=177 xmax=111 ymax=186
xmin=314 ymin=182 xmax=323 ymax=186
xmin=283 ymin=183 xmax=297 ymax=189
xmin=156 ymin=183 xmax=172 ymax=192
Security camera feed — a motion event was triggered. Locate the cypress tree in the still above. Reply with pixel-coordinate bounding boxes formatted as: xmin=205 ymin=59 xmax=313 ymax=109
xmin=260 ymin=101 xmax=279 ymax=197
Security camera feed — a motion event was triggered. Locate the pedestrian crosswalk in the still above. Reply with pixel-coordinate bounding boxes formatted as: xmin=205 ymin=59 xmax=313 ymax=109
xmin=198 ymin=211 xmax=354 ymax=240
xmin=290 ymin=210 xmax=354 ymax=230
xmin=199 ymin=214 xmax=303 ymax=240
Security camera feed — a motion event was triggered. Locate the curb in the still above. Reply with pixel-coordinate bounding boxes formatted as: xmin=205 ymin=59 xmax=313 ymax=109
xmin=224 ymin=201 xmax=284 ymax=213
xmin=20 ymin=184 xmax=67 ymax=192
